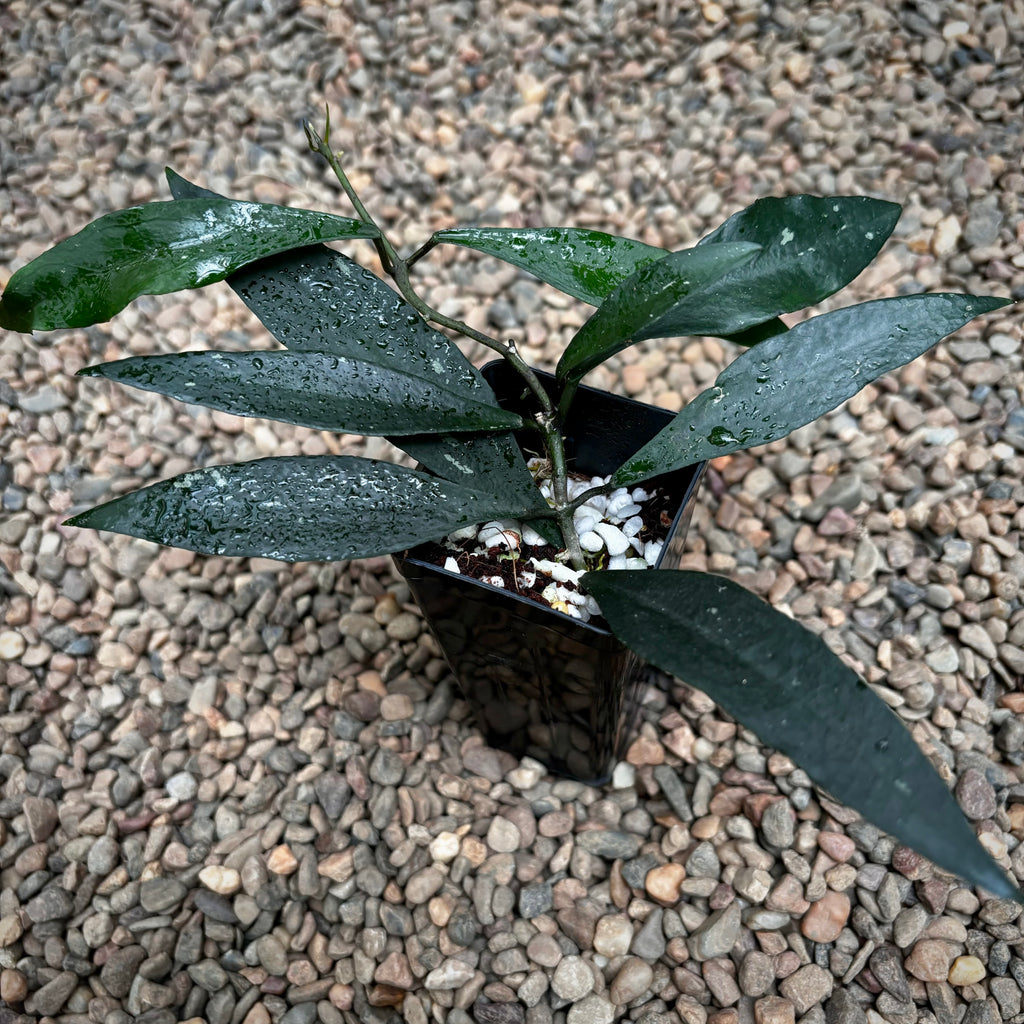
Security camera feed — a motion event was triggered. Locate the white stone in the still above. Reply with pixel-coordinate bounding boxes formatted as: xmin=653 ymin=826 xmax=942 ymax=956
xmin=622 ymin=516 xmax=643 ymax=537
xmin=443 ymin=557 xmax=460 ymax=573
xmin=593 ymin=522 xmax=629 ymax=556
xmin=521 ymin=524 xmax=548 ymax=546
xmin=429 ymin=832 xmax=461 ymax=862
xmin=579 ymin=531 xmax=604 ymax=552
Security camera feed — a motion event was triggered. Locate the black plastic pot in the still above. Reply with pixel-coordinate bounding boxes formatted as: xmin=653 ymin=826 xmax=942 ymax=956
xmin=394 ymin=361 xmax=705 ymax=785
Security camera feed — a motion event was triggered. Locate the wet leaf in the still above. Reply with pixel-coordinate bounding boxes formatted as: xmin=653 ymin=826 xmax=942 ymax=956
xmin=692 ymin=195 xmax=902 ymax=333
xmin=584 ymin=569 xmax=1021 ymax=901
xmin=613 ymin=293 xmax=1010 ymax=486
xmin=556 ymin=242 xmax=763 ymax=387
xmin=0 ymin=199 xmax=379 ymax=332
xmin=165 ymin=169 xmax=552 ymax=529
xmin=81 ymin=351 xmax=525 ymax=435
xmin=67 ymin=456 xmax=549 ymax=562
xmin=433 ymin=227 xmax=667 ymax=305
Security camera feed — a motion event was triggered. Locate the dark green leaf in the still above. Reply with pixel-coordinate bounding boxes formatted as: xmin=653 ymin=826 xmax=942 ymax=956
xmin=692 ymin=196 xmax=902 ymax=333
xmin=613 ymin=294 xmax=1010 ymax=486
xmin=433 ymin=227 xmax=667 ymax=306
xmin=80 ymin=351 xmax=525 ymax=435
xmin=67 ymin=456 xmax=548 ymax=562
xmin=722 ymin=317 xmax=789 ymax=348
xmin=165 ymin=169 xmax=553 ymax=532
xmin=0 ymin=200 xmax=379 ymax=332
xmin=584 ymin=569 xmax=1020 ymax=901
xmin=556 ymin=242 xmax=763 ymax=386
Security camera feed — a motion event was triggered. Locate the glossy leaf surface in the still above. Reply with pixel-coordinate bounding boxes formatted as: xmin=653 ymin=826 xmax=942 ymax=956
xmin=693 ymin=195 xmax=902 ymax=331
xmin=81 ymin=351 xmax=525 ymax=435
xmin=556 ymin=242 xmax=763 ymax=386
xmin=433 ymin=227 xmax=667 ymax=306
xmin=67 ymin=456 xmax=549 ymax=562
xmin=165 ymin=169 xmax=552 ymax=530
xmin=614 ymin=294 xmax=1010 ymax=486
xmin=0 ymin=199 xmax=379 ymax=332
xmin=584 ymin=569 xmax=1020 ymax=901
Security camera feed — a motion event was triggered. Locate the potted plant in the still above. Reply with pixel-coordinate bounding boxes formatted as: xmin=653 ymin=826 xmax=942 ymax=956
xmin=1 ymin=116 xmax=1018 ymax=902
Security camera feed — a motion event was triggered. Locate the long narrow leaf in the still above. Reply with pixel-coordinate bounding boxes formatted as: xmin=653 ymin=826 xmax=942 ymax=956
xmin=556 ymin=242 xmax=762 ymax=387
xmin=584 ymin=569 xmax=1020 ymax=901
xmin=67 ymin=456 xmax=547 ymax=562
xmin=80 ymin=351 xmax=524 ymax=435
xmin=613 ymin=294 xmax=1010 ymax=486
xmin=0 ymin=200 xmax=379 ymax=332
xmin=693 ymin=195 xmax=902 ymax=332
xmin=165 ymin=169 xmax=554 ymax=534
xmin=433 ymin=227 xmax=667 ymax=306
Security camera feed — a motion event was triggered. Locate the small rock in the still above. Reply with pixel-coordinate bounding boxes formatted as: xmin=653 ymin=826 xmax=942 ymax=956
xmin=25 ymin=970 xmax=77 ymax=1016
xmin=688 ymin=903 xmax=742 ymax=961
xmin=739 ymin=951 xmax=775 ymax=998
xmin=567 ymin=994 xmax=616 ymax=1024
xmin=424 ymin=958 xmax=475 ymax=990
xmin=954 ymin=769 xmax=996 ymax=820
xmin=905 ymin=939 xmax=957 ymax=983
xmin=646 ymin=862 xmax=686 ymax=903
xmin=755 ymin=995 xmax=796 ymax=1024
xmin=948 ymin=955 xmax=986 ymax=986
xmin=779 ymin=965 xmax=833 ymax=1014
xmin=801 ymin=891 xmax=850 ymax=943
xmin=609 ymin=957 xmax=653 ymax=1004
xmin=552 ymin=955 xmax=594 ymax=1001
xmin=199 ymin=865 xmax=241 ymax=894
xmin=593 ymin=914 xmax=633 ymax=958
xmin=139 ymin=877 xmax=188 ymax=912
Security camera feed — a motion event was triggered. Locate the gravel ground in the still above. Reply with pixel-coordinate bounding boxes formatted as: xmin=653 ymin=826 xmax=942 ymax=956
xmin=2 ymin=1 xmax=1024 ymax=1023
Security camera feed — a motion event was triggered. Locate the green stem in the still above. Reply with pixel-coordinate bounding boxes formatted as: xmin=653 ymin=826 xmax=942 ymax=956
xmin=304 ymin=118 xmax=397 ymax=274
xmin=306 ymin=116 xmax=584 ymax=565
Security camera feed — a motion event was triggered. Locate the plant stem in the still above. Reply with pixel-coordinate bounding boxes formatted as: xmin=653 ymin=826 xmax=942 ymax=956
xmin=304 ymin=119 xmax=397 ymax=275
xmin=306 ymin=118 xmax=586 ymax=567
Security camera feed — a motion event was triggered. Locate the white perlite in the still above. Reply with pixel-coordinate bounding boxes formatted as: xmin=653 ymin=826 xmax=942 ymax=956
xmin=439 ymin=464 xmax=665 ymax=622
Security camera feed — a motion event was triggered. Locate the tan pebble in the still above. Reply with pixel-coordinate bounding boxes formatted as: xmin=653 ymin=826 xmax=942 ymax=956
xmin=0 ymin=631 xmax=26 ymax=661
xmin=655 ymin=392 xmax=683 ymax=412
xmin=622 ymin=364 xmax=647 ymax=395
xmin=816 ymin=831 xmax=855 ymax=862
xmin=755 ymin=995 xmax=795 ymax=1024
xmin=356 ymin=669 xmax=387 ymax=695
xmin=0 ymin=915 xmax=24 ymax=946
xmin=692 ymin=815 xmax=721 ymax=840
xmin=905 ymin=939 xmax=957 ymax=982
xmin=266 ymin=845 xmax=299 ymax=875
xmin=242 ymin=1004 xmax=272 ymax=1024
xmin=428 ymin=894 xmax=455 ymax=927
xmin=429 ymin=832 xmax=461 ymax=863
xmin=646 ymin=862 xmax=686 ymax=904
xmin=800 ymin=891 xmax=850 ymax=943
xmin=948 ymin=955 xmax=986 ymax=986
xmin=931 ymin=214 xmax=962 ymax=257
xmin=379 ymin=694 xmax=413 ymax=721
xmin=198 ymin=865 xmax=241 ymax=894
xmin=0 ymin=968 xmax=28 ymax=1002
xmin=286 ymin=959 xmax=317 ymax=985
xmin=626 ymin=733 xmax=665 ymax=765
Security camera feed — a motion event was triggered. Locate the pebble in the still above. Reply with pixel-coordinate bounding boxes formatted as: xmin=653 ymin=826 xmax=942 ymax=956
xmin=688 ymin=902 xmax=742 ymax=961
xmin=801 ymin=891 xmax=851 ymax=943
xmin=905 ymin=940 xmax=958 ymax=983
xmin=948 ymin=955 xmax=986 ymax=986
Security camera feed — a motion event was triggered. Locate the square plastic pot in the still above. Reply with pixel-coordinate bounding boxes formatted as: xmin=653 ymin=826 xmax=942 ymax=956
xmin=393 ymin=361 xmax=705 ymax=784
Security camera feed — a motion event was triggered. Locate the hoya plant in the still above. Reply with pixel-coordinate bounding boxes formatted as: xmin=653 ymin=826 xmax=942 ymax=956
xmin=1 ymin=117 xmax=1018 ymax=901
